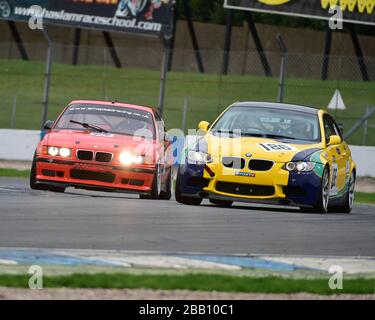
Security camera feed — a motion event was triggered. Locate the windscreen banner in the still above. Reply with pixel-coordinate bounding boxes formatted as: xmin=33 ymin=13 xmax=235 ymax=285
xmin=224 ymin=0 xmax=375 ymax=26
xmin=0 ymin=0 xmax=174 ymax=35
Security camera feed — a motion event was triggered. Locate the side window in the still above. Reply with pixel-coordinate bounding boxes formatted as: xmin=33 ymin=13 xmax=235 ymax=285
xmin=323 ymin=115 xmax=337 ymax=143
xmin=154 ymin=112 xmax=164 ymax=141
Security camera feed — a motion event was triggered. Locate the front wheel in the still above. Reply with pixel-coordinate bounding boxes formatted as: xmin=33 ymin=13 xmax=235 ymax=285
xmin=175 ymin=168 xmax=202 ymax=206
xmin=30 ymin=153 xmax=48 ymax=191
xmin=140 ymin=165 xmax=161 ymax=200
xmin=300 ymin=166 xmax=330 ymax=214
xmin=159 ymin=167 xmax=172 ymax=200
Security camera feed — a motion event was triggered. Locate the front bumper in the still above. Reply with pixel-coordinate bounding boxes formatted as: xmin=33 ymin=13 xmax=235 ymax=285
xmin=179 ymin=162 xmax=323 ymax=207
xmin=36 ymin=157 xmax=156 ymax=194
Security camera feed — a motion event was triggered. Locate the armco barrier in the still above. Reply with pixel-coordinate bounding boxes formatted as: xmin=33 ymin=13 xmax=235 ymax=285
xmin=0 ymin=129 xmax=373 ymax=177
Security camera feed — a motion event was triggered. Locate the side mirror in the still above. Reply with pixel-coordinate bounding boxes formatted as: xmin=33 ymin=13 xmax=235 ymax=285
xmin=198 ymin=121 xmax=210 ymax=133
xmin=43 ymin=120 xmax=54 ymax=130
xmin=337 ymin=123 xmax=344 ymax=135
xmin=328 ymin=135 xmax=342 ymax=146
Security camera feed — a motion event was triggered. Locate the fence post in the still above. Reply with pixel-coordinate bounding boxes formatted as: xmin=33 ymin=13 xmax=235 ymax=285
xmin=11 ymin=95 xmax=17 ymax=129
xmin=182 ymin=97 xmax=188 ymax=133
xmin=41 ymin=29 xmax=53 ymax=129
xmin=363 ymin=106 xmax=369 ymax=145
xmin=276 ymin=34 xmax=288 ymax=103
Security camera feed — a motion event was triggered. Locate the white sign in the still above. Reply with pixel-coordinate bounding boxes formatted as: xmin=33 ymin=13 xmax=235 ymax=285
xmin=328 ymin=90 xmax=346 ymax=110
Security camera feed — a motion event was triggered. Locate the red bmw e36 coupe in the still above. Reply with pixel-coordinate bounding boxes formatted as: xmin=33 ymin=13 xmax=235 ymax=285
xmin=30 ymin=100 xmax=172 ymax=200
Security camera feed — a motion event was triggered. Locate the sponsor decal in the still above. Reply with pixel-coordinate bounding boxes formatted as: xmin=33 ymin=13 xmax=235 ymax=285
xmin=258 ymin=143 xmax=298 ymax=152
xmin=89 ymin=132 xmax=114 ymax=138
xmin=235 ymin=172 xmax=256 ymax=178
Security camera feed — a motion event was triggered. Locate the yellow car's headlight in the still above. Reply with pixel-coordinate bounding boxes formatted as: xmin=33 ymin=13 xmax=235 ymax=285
xmin=284 ymin=161 xmax=315 ymax=172
xmin=187 ymin=151 xmax=212 ymax=165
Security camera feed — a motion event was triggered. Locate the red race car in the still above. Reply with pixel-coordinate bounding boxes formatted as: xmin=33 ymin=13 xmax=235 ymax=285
xmin=30 ymin=100 xmax=172 ymax=200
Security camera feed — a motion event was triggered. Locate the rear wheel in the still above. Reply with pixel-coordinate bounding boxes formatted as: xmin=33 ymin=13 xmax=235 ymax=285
xmin=159 ymin=167 xmax=172 ymax=200
xmin=175 ymin=168 xmax=202 ymax=206
xmin=209 ymin=199 xmax=233 ymax=207
xmin=30 ymin=153 xmax=49 ymax=191
xmin=300 ymin=166 xmax=330 ymax=214
xmin=329 ymin=171 xmax=355 ymax=214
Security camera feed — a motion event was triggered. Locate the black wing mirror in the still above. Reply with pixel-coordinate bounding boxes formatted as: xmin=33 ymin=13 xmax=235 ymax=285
xmin=337 ymin=123 xmax=344 ymax=135
xmin=43 ymin=120 xmax=54 ymax=130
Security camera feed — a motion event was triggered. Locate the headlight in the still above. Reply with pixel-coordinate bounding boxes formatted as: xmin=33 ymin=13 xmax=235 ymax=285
xmin=187 ymin=151 xmax=212 ymax=164
xmin=59 ymin=148 xmax=71 ymax=158
xmin=47 ymin=147 xmax=59 ymax=156
xmin=48 ymin=147 xmax=72 ymax=157
xmin=119 ymin=151 xmax=145 ymax=165
xmin=284 ymin=161 xmax=315 ymax=172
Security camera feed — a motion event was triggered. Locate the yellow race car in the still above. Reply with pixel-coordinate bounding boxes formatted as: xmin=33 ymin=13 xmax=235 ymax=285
xmin=175 ymin=102 xmax=356 ymax=213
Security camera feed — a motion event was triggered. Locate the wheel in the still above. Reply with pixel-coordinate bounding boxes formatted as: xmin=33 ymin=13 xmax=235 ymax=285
xmin=329 ymin=171 xmax=356 ymax=214
xmin=30 ymin=153 xmax=49 ymax=191
xmin=140 ymin=164 xmax=161 ymax=200
xmin=209 ymin=199 xmax=233 ymax=207
xmin=300 ymin=166 xmax=330 ymax=214
xmin=175 ymin=168 xmax=202 ymax=206
xmin=159 ymin=167 xmax=172 ymax=200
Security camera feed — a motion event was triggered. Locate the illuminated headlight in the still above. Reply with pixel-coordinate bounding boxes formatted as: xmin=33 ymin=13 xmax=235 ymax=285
xmin=187 ymin=151 xmax=212 ymax=164
xmin=48 ymin=147 xmax=71 ymax=157
xmin=59 ymin=148 xmax=71 ymax=158
xmin=119 ymin=151 xmax=145 ymax=165
xmin=47 ymin=147 xmax=59 ymax=156
xmin=284 ymin=161 xmax=315 ymax=172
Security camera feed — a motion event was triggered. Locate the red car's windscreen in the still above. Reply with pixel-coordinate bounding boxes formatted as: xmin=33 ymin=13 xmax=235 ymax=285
xmin=55 ymin=104 xmax=156 ymax=139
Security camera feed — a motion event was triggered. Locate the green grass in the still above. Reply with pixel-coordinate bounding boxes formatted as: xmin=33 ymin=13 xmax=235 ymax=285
xmin=355 ymin=192 xmax=375 ymax=204
xmin=0 ymin=273 xmax=374 ymax=294
xmin=0 ymin=59 xmax=374 ymax=145
xmin=0 ymin=168 xmax=30 ymax=178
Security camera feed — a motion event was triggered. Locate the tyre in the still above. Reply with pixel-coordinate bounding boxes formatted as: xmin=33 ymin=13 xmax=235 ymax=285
xmin=175 ymin=168 xmax=202 ymax=206
xmin=140 ymin=164 xmax=161 ymax=200
xmin=159 ymin=167 xmax=172 ymax=200
xmin=30 ymin=153 xmax=49 ymax=191
xmin=300 ymin=166 xmax=330 ymax=214
xmin=209 ymin=199 xmax=233 ymax=207
xmin=329 ymin=171 xmax=355 ymax=214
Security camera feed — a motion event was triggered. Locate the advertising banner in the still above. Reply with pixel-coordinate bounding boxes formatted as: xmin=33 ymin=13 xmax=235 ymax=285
xmin=224 ymin=0 xmax=375 ymax=26
xmin=0 ymin=0 xmax=174 ymax=35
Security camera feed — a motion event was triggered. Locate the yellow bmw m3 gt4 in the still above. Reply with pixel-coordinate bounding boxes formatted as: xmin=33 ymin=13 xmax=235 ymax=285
xmin=175 ymin=102 xmax=356 ymax=213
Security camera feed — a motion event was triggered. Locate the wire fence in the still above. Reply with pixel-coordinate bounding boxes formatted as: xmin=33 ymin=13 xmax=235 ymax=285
xmin=0 ymin=42 xmax=374 ymax=145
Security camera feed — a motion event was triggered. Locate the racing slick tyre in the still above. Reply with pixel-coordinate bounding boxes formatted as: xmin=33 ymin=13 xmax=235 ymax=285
xmin=140 ymin=164 xmax=162 ymax=200
xmin=30 ymin=153 xmax=49 ymax=191
xmin=300 ymin=166 xmax=330 ymax=214
xmin=329 ymin=171 xmax=356 ymax=214
xmin=159 ymin=167 xmax=172 ymax=200
xmin=175 ymin=168 xmax=202 ymax=206
xmin=209 ymin=199 xmax=233 ymax=207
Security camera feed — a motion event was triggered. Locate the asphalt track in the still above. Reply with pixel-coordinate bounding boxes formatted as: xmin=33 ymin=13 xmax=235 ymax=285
xmin=0 ymin=178 xmax=374 ymax=257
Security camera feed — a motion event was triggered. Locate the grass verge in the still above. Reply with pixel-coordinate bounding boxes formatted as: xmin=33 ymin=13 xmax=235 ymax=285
xmin=0 ymin=168 xmax=30 ymax=178
xmin=0 ymin=273 xmax=374 ymax=294
xmin=355 ymin=192 xmax=375 ymax=205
